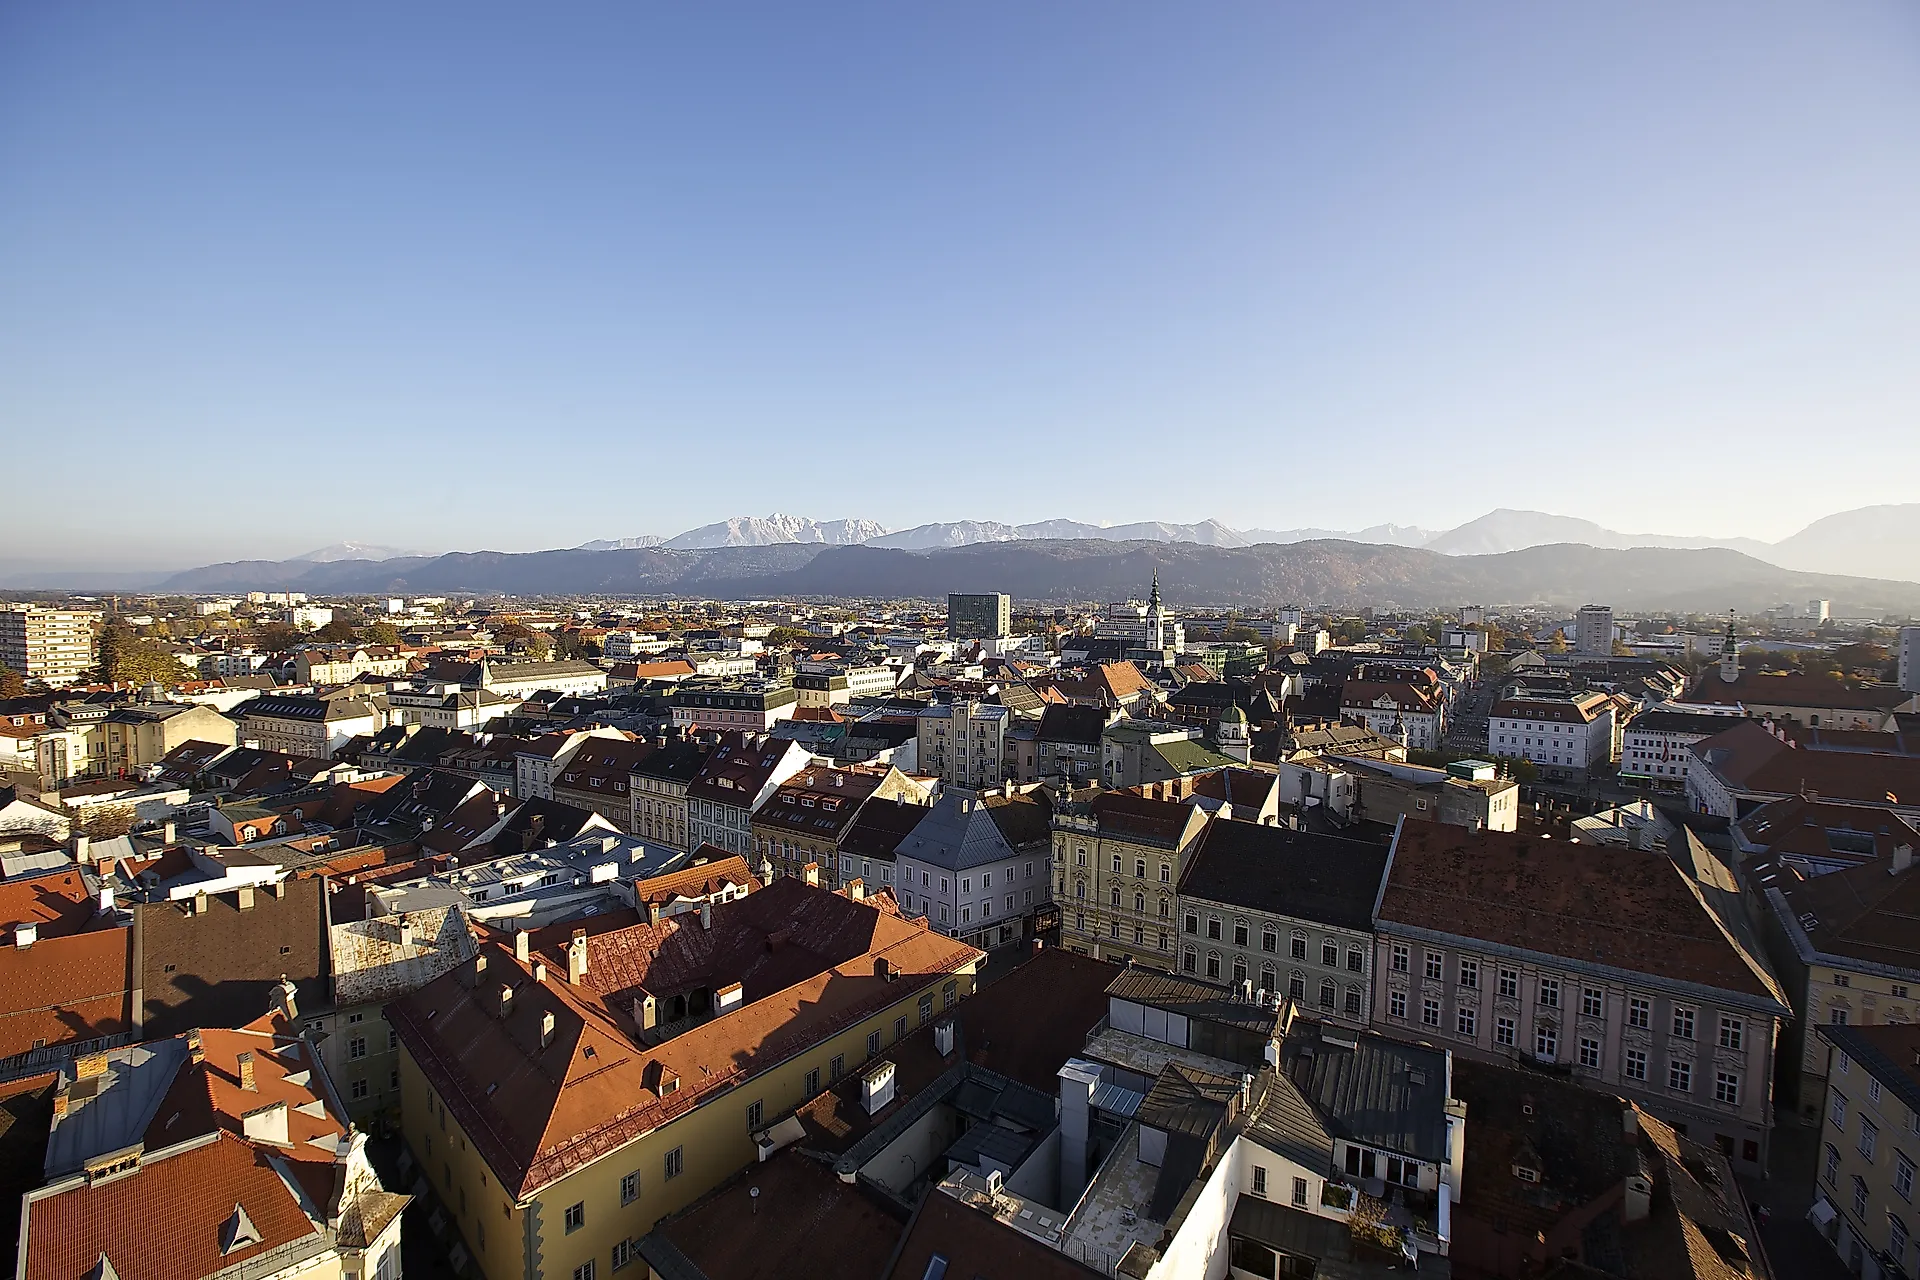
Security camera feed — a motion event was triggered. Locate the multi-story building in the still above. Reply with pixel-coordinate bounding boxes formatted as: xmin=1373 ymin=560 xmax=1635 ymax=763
xmin=684 ymin=731 xmax=812 ymax=857
xmin=833 ymin=794 xmax=933 ymax=903
xmin=1053 ymin=785 xmax=1209 ymax=968
xmin=897 ymin=787 xmax=1054 ymax=950
xmin=1752 ymin=839 xmax=1920 ymax=1112
xmin=1810 ymin=1023 xmax=1920 ymax=1280
xmin=1488 ymin=689 xmax=1615 ymax=777
xmin=386 ymin=877 xmax=982 ymax=1280
xmin=321 ymin=905 xmax=476 ymax=1124
xmin=1338 ymin=680 xmax=1445 ymax=751
xmin=96 ymin=698 xmax=239 ymax=776
xmin=1618 ymin=707 xmax=1737 ymax=789
xmin=1373 ymin=822 xmax=1791 ymax=1176
xmin=512 ymin=727 xmax=626 ymax=800
xmin=916 ymin=698 xmax=1009 ymax=788
xmin=670 ymin=677 xmax=799 ymax=732
xmin=1901 ymin=626 xmax=1920 ymax=696
xmin=1575 ymin=604 xmax=1615 ymax=657
xmin=475 ymin=658 xmax=609 ymax=700
xmin=551 ymin=734 xmax=654 ymax=832
xmin=1177 ymin=818 xmax=1389 ymax=1027
xmin=630 ymin=738 xmax=709 ymax=850
xmin=947 ymin=592 xmax=1011 ymax=641
xmin=748 ymin=763 xmax=926 ymax=884
xmin=237 ymin=692 xmax=384 ymax=758
xmin=0 ymin=604 xmax=100 ymax=684
xmin=295 ymin=644 xmax=414 ymax=685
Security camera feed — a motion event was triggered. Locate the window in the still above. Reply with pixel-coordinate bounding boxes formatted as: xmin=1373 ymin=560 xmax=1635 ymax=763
xmin=1322 ymin=940 xmax=1338 ymax=968
xmin=1390 ymin=991 xmax=1407 ymax=1020
xmin=1457 ymin=1008 xmax=1477 ymax=1037
xmin=1319 ymin=980 xmax=1335 ymax=1009
xmin=1292 ymin=1176 xmax=1310 ymax=1208
xmin=918 ymin=994 xmax=933 ymax=1024
xmin=1892 ymin=1217 xmax=1910 ymax=1269
xmin=351 ymin=1078 xmax=369 ymax=1099
xmin=747 ymin=1100 xmax=763 ymax=1130
xmin=1861 ymin=1118 xmax=1879 ymax=1162
xmin=1715 ymin=1072 xmax=1741 ymax=1107
xmin=1206 ymin=954 xmax=1221 ymax=979
xmin=1669 ymin=1060 xmax=1692 ymax=1093
xmin=944 ymin=981 xmax=957 ymax=1009
xmin=1252 ymin=1165 xmax=1267 ymax=1197
xmin=1854 ymin=1175 xmax=1870 ymax=1219
xmin=1234 ymin=959 xmax=1248 ymax=986
xmin=1184 ymin=912 xmax=1198 ymax=935
xmin=1391 ymin=942 xmax=1409 ymax=972
xmin=574 ymin=1264 xmax=595 ymax=1280
xmin=1459 ymin=959 xmax=1478 ymax=989
xmin=1422 ymin=998 xmax=1440 ymax=1028
xmin=1824 ymin=1143 xmax=1841 ymax=1186
xmin=1580 ymin=1038 xmax=1601 ymax=1069
xmin=621 ymin=1171 xmax=640 ymax=1205
xmin=1183 ymin=948 xmax=1197 ymax=974
xmin=1160 ymin=862 xmax=1171 ymax=883
xmin=565 ymin=1202 xmax=585 ymax=1233
xmin=1207 ymin=917 xmax=1222 ymax=941
xmin=1628 ymin=996 xmax=1650 ymax=1028
xmin=1348 ymin=946 xmax=1365 ymax=973
xmin=1718 ymin=1015 xmax=1744 ymax=1051
xmin=1672 ymin=1006 xmax=1695 ymax=1039
xmin=831 ymin=1053 xmax=846 ymax=1082
xmin=1495 ymin=1016 xmax=1515 ymax=1047
xmin=1345 ymin=987 xmax=1363 ymax=1017
xmin=1832 ymin=1093 xmax=1849 ymax=1130
xmin=1835 ymin=973 xmax=1851 ymax=988
xmin=1538 ymin=978 xmax=1560 ymax=1009
xmin=1581 ymin=988 xmax=1604 ymax=1019
xmin=664 ymin=1147 xmax=684 ymax=1180
xmin=1109 ymin=856 xmax=1120 ymax=874
xmin=348 ymin=1037 xmax=367 ymax=1061
xmin=1618 ymin=1047 xmax=1645 ymax=1081
xmin=1499 ymin=968 xmax=1519 ymax=999
xmin=1261 ymin=928 xmax=1277 ymax=954
xmin=1832 ymin=1008 xmax=1850 ymax=1026
xmin=1535 ymin=1027 xmax=1558 ymax=1059
xmin=612 ymin=1239 xmax=637 ymax=1271
xmin=1235 ymin=923 xmax=1249 ymax=947
xmin=1895 ymin=1152 xmax=1914 ymax=1202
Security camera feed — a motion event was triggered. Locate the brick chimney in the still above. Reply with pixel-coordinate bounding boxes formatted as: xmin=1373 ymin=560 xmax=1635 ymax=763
xmin=568 ymin=930 xmax=588 ymax=985
xmin=236 ymin=1051 xmax=257 ymax=1092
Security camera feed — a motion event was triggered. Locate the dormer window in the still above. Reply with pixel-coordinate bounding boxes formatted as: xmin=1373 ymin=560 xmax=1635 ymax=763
xmin=1513 ymin=1164 xmax=1540 ymax=1183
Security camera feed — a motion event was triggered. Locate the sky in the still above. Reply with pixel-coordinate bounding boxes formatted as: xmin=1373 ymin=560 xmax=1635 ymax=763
xmin=3 ymin=3 xmax=1917 ymax=571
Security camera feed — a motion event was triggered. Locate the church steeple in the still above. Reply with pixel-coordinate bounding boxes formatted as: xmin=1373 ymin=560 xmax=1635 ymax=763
xmin=1719 ymin=610 xmax=1740 ymax=684
xmin=1145 ymin=570 xmax=1166 ymax=650
xmin=1148 ymin=569 xmax=1161 ymax=611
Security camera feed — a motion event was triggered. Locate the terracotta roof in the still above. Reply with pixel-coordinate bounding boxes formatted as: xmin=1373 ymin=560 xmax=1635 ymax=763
xmin=22 ymin=1132 xmax=319 ymax=1280
xmin=1696 ymin=720 xmax=1920 ymax=806
xmin=1691 ymin=667 xmax=1914 ymax=713
xmin=143 ymin=1023 xmax=348 ymax=1157
xmin=0 ymin=869 xmax=107 ymax=942
xmin=388 ymin=878 xmax=981 ymax=1199
xmin=685 ymin=732 xmax=803 ymax=807
xmin=629 ymin=854 xmax=756 ymax=911
xmin=1378 ymin=824 xmax=1784 ymax=1003
xmin=0 ymin=928 xmax=131 ymax=1060
xmin=1765 ymin=856 xmax=1920 ymax=971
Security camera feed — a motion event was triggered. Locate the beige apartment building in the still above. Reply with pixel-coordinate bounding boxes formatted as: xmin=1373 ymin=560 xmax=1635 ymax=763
xmin=1053 ymin=784 xmax=1209 ymax=969
xmin=1811 ymin=1023 xmax=1920 ymax=1280
xmin=0 ymin=604 xmax=100 ymax=685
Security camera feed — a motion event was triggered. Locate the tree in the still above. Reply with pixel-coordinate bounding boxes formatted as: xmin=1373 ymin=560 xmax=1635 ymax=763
xmin=1222 ymin=625 xmax=1262 ymax=645
xmin=313 ymin=618 xmax=361 ymax=643
xmin=554 ymin=631 xmax=599 ymax=660
xmin=1335 ymin=618 xmax=1368 ymax=644
xmin=0 ymin=664 xmax=24 ymax=698
xmin=524 ymin=631 xmax=555 ymax=661
xmin=1547 ymin=630 xmax=1568 ymax=653
xmin=763 ymin=627 xmax=812 ymax=649
xmin=254 ymin=622 xmax=300 ymax=652
xmin=359 ymin=620 xmax=402 ymax=646
xmin=97 ymin=623 xmax=193 ymax=686
xmin=1404 ymin=624 xmax=1433 ymax=647
xmin=493 ymin=621 xmax=535 ymax=647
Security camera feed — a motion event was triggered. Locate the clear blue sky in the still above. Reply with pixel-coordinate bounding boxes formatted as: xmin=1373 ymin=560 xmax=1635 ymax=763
xmin=3 ymin=3 xmax=1917 ymax=569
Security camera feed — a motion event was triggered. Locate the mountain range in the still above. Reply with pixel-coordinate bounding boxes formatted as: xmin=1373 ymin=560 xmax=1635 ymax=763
xmin=561 ymin=504 xmax=1920 ymax=581
xmin=145 ymin=538 xmax=1920 ymax=615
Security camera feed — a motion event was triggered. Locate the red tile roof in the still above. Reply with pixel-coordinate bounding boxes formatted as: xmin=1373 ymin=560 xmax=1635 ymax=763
xmin=0 ymin=928 xmax=130 ymax=1060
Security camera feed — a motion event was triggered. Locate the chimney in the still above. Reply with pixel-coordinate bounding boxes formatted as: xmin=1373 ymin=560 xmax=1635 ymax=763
xmin=236 ymin=1051 xmax=257 ymax=1092
xmin=162 ymin=819 xmax=177 ymax=845
xmin=568 ymin=930 xmax=588 ymax=985
xmin=271 ymin=975 xmax=299 ymax=1022
xmin=398 ymin=917 xmax=414 ymax=948
xmin=74 ymin=835 xmax=89 ymax=862
xmin=13 ymin=924 xmax=35 ymax=949
xmin=533 ymin=962 xmax=547 ymax=984
xmin=539 ymin=1010 xmax=557 ymax=1049
xmin=1896 ymin=844 xmax=1914 ymax=876
xmin=52 ymin=1091 xmax=68 ymax=1119
xmin=97 ymin=886 xmax=115 ymax=914
xmin=191 ymin=892 xmax=208 ymax=916
xmin=802 ymin=862 xmax=820 ymax=887
xmin=188 ymin=1030 xmax=205 ymax=1064
xmin=647 ymin=901 xmax=662 ymax=928
xmin=700 ymin=901 xmax=712 ymax=931
xmin=514 ymin=930 xmax=530 ymax=963
xmin=236 ymin=885 xmax=254 ymax=911
xmin=846 ymin=877 xmax=865 ymax=902
xmin=76 ymin=1052 xmax=107 ymax=1080
xmin=635 ymin=994 xmax=658 ymax=1033
xmin=498 ymin=983 xmax=515 ymax=1018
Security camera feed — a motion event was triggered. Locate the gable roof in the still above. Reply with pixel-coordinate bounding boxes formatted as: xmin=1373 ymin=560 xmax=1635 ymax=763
xmin=1765 ymin=856 xmax=1920 ymax=972
xmin=896 ymin=792 xmax=1019 ymax=872
xmin=1378 ymin=823 xmax=1786 ymax=1006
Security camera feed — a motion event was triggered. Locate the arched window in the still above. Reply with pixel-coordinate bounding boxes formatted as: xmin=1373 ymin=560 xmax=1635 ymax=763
xmin=1288 ymin=971 xmax=1306 ymax=1002
xmin=1159 ymin=897 xmax=1171 ymax=918
xmin=1319 ymin=979 xmax=1337 ymax=1009
xmin=1290 ymin=930 xmax=1308 ymax=961
xmin=1233 ymin=958 xmax=1248 ymax=986
xmin=1182 ymin=947 xmax=1197 ymax=974
xmin=1134 ymin=892 xmax=1145 ymax=913
xmin=1075 ymin=847 xmax=1088 ymax=867
xmin=1261 ymin=927 xmax=1277 ymax=955
xmin=1206 ymin=953 xmax=1222 ymax=980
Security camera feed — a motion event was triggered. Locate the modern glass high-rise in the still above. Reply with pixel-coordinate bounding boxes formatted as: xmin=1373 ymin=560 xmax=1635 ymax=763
xmin=947 ymin=592 xmax=1010 ymax=641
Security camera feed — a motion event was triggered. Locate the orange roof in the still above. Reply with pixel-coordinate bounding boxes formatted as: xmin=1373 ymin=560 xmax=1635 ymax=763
xmin=23 ymin=1132 xmax=318 ymax=1280
xmin=0 ymin=928 xmax=131 ymax=1059
xmin=144 ymin=1023 xmax=348 ymax=1158
xmin=0 ymin=869 xmax=105 ymax=941
xmin=389 ymin=878 xmax=981 ymax=1198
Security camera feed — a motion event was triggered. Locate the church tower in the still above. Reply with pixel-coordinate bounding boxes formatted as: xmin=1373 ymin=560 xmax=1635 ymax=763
xmin=1145 ymin=570 xmax=1166 ymax=651
xmin=1217 ymin=703 xmax=1251 ymax=764
xmin=1719 ymin=612 xmax=1740 ymax=684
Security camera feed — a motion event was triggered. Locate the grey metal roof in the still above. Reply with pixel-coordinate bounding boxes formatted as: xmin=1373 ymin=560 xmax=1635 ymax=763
xmin=1282 ymin=1022 xmax=1450 ymax=1165
xmin=1180 ymin=820 xmax=1390 ymax=932
xmin=1106 ymin=968 xmax=1282 ymax=1035
xmin=1244 ymin=1069 xmax=1337 ymax=1176
xmin=897 ymin=792 xmax=1018 ymax=872
xmin=43 ymin=1039 xmax=188 ymax=1176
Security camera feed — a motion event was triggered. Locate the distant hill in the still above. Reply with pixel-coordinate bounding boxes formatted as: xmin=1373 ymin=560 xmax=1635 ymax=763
xmin=1420 ymin=510 xmax=1775 ymax=559
xmin=291 ymin=541 xmax=422 ymax=563
xmin=151 ymin=538 xmax=1920 ymax=613
xmin=575 ymin=535 xmax=663 ymax=551
xmin=1240 ymin=523 xmax=1436 ymax=547
xmin=867 ymin=518 xmax=1248 ymax=549
xmin=660 ymin=515 xmax=889 ymax=549
xmin=1767 ymin=504 xmax=1920 ymax=583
